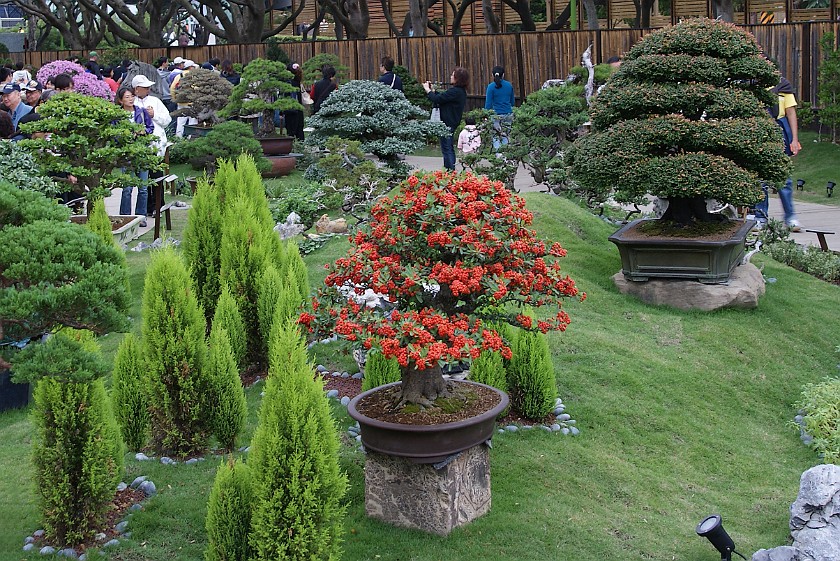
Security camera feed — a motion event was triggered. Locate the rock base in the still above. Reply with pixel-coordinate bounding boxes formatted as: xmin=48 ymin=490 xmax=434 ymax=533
xmin=752 ymin=464 xmax=840 ymax=561
xmin=612 ymin=262 xmax=765 ymax=311
xmin=364 ymin=444 xmax=492 ymax=535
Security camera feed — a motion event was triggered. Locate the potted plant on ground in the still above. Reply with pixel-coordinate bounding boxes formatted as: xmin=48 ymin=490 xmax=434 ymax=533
xmin=300 ymin=171 xmax=584 ymax=534
xmin=172 ymin=67 xmax=234 ymax=136
xmin=565 ymin=18 xmax=791 ymax=284
xmin=221 ymin=58 xmax=302 ymax=156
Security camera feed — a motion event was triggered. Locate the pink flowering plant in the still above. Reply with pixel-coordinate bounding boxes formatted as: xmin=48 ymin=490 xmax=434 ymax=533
xmin=36 ymin=60 xmax=113 ymax=101
xmin=300 ymin=171 xmax=584 ymax=407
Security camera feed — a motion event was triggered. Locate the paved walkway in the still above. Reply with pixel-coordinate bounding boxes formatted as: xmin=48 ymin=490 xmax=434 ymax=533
xmin=104 ymin=155 xmax=839 ymax=252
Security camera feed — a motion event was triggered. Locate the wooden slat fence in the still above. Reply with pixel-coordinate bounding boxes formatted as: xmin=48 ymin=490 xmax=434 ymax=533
xmin=21 ymin=23 xmax=840 ymax=105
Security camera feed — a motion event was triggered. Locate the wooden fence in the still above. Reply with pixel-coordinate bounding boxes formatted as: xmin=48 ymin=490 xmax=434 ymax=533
xmin=21 ymin=23 xmax=840 ymax=106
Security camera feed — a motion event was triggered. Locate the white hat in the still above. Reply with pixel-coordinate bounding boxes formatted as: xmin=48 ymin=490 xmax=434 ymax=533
xmin=131 ymin=75 xmax=155 ymax=88
xmin=173 ymin=56 xmax=185 ymax=65
xmin=183 ymin=60 xmax=197 ymax=69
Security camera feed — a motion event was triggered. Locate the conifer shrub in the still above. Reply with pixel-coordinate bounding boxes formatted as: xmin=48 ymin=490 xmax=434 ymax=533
xmin=206 ymin=324 xmax=247 ymax=451
xmin=257 ymin=264 xmax=284 ymax=361
xmin=111 ymin=333 xmax=149 ymax=451
xmin=183 ymin=177 xmax=223 ymax=325
xmin=284 ymin=240 xmax=310 ymax=301
xmin=86 ymin=198 xmax=116 ymax=248
xmin=212 ymin=286 xmax=247 ymax=370
xmin=14 ymin=330 xmax=124 ymax=546
xmin=205 ymin=457 xmax=253 ymax=561
xmin=142 ymin=247 xmax=211 ymax=456
xmin=248 ymin=321 xmax=347 ymax=560
xmin=361 ymin=351 xmax=401 ymax=392
xmin=470 ymin=350 xmax=508 ymax=393
xmin=506 ymin=327 xmax=557 ymax=419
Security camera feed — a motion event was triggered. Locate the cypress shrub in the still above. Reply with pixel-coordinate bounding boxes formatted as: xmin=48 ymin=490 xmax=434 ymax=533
xmin=111 ymin=333 xmax=149 ymax=451
xmin=207 ymin=323 xmax=247 ymax=451
xmin=272 ymin=269 xmax=303 ymax=332
xmin=248 ymin=321 xmax=347 ymax=560
xmin=142 ymin=247 xmax=211 ymax=456
xmin=470 ymin=350 xmax=508 ymax=393
xmin=284 ymin=240 xmax=310 ymax=302
xmin=183 ymin=177 xmax=223 ymax=326
xmin=361 ymin=351 xmax=401 ymax=392
xmin=212 ymin=285 xmax=247 ymax=370
xmin=16 ymin=331 xmax=124 ymax=546
xmin=87 ymin=198 xmax=116 ymax=248
xmin=256 ymin=264 xmax=284 ymax=361
xmin=205 ymin=457 xmax=253 ymax=561
xmin=507 ymin=328 xmax=557 ymax=420
xmin=220 ymin=195 xmax=272 ymax=366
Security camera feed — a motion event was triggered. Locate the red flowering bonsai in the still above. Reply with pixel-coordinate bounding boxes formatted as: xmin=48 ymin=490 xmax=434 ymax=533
xmin=300 ymin=172 xmax=584 ymax=407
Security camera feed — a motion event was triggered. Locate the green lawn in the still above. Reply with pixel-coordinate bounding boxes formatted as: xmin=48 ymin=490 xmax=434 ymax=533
xmin=1 ymin=193 xmax=837 ymax=561
xmin=791 ymin=130 xmax=840 ymax=206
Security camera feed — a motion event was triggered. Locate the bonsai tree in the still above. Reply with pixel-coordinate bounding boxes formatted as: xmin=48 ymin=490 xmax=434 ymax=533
xmin=307 ymin=80 xmax=449 ymax=174
xmin=20 ymin=92 xmax=162 ymax=203
xmin=172 ymin=68 xmax=234 ymax=126
xmin=300 ymin=172 xmax=584 ymax=407
xmin=221 ymin=58 xmax=302 ymax=138
xmin=565 ymin=18 xmax=791 ymax=224
xmin=172 ymin=121 xmax=271 ymax=173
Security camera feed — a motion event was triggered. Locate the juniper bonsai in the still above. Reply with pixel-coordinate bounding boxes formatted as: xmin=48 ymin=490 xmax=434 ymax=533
xmin=172 ymin=68 xmax=233 ymax=126
xmin=221 ymin=58 xmax=302 ymax=138
xmin=565 ymin=18 xmax=792 ymax=224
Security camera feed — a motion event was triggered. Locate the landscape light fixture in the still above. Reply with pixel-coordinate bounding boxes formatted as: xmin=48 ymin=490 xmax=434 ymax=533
xmin=695 ymin=515 xmax=746 ymax=561
xmin=796 ymin=179 xmax=805 ymax=191
xmin=827 ymin=181 xmax=835 ymax=197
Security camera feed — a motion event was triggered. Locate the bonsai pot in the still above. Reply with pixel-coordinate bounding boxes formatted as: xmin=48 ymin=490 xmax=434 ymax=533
xmin=70 ymin=214 xmax=144 ymax=247
xmin=609 ymin=218 xmax=755 ymax=284
xmin=262 ymin=154 xmax=298 ymax=178
xmin=0 ymin=369 xmax=30 ymax=412
xmin=258 ymin=136 xmax=294 ymax=156
xmin=183 ymin=123 xmax=213 ymax=138
xmin=348 ymin=380 xmax=509 ymax=464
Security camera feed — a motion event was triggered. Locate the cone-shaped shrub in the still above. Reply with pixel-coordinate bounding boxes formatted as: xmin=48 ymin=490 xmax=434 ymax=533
xmin=470 ymin=350 xmax=508 ymax=393
xmin=111 ymin=333 xmax=149 ymax=451
xmin=257 ymin=264 xmax=284 ymax=360
xmin=361 ymin=351 xmax=401 ymax=392
xmin=284 ymin=240 xmax=310 ymax=302
xmin=207 ymin=323 xmax=247 ymax=451
xmin=272 ymin=269 xmax=303 ymax=331
xmin=16 ymin=331 xmax=124 ymax=546
xmin=220 ymin=195 xmax=274 ymax=366
xmin=142 ymin=246 xmax=211 ymax=456
xmin=183 ymin=177 xmax=223 ymax=325
xmin=205 ymin=457 xmax=253 ymax=561
xmin=507 ymin=328 xmax=557 ymax=419
xmin=87 ymin=198 xmax=117 ymax=248
xmin=248 ymin=321 xmax=347 ymax=560
xmin=212 ymin=285 xmax=247 ymax=370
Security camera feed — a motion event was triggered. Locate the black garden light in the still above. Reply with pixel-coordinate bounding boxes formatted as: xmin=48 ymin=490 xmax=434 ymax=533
xmin=695 ymin=515 xmax=746 ymax=561
xmin=827 ymin=181 xmax=835 ymax=197
xmin=796 ymin=179 xmax=805 ymax=191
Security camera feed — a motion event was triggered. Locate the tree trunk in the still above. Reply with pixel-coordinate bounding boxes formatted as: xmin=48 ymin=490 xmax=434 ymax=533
xmin=399 ymin=363 xmax=448 ymax=407
xmin=483 ymin=0 xmax=500 ymax=34
xmin=408 ymin=0 xmax=428 ymax=37
xmin=660 ymin=196 xmax=723 ymax=225
xmin=713 ymin=0 xmax=734 ymax=22
xmin=582 ymin=0 xmax=599 ymax=29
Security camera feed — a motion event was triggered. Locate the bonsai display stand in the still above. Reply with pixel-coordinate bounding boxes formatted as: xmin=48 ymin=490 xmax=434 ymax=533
xmin=364 ymin=444 xmax=492 ymax=536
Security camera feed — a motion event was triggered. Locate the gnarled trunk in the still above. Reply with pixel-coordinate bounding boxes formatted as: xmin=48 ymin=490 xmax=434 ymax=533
xmin=399 ymin=363 xmax=448 ymax=407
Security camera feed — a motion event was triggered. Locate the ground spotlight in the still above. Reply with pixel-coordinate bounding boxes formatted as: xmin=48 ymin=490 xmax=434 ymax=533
xmin=695 ymin=515 xmax=746 ymax=561
xmin=796 ymin=179 xmax=805 ymax=191
xmin=827 ymin=181 xmax=835 ymax=197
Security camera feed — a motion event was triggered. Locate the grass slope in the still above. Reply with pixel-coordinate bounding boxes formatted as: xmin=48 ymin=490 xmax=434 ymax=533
xmin=1 ymin=194 xmax=837 ymax=561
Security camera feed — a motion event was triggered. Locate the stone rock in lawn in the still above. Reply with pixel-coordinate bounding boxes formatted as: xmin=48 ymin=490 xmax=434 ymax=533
xmin=22 ymin=544 xmax=34 ymax=552
xmin=135 ymin=453 xmax=150 ymax=461
xmin=115 ymin=521 xmax=129 ymax=534
xmin=130 ymin=476 xmax=147 ymax=489
xmin=57 ymin=548 xmax=78 ymax=558
xmin=24 ymin=536 xmax=34 ymax=544
xmin=33 ymin=530 xmax=45 ymax=538
xmin=139 ymin=480 xmax=157 ymax=497
xmin=751 ymin=464 xmax=840 ymax=561
xmin=340 ymin=396 xmax=350 ymax=406
xmin=117 ymin=482 xmax=128 ymax=491
xmin=612 ymin=263 xmax=765 ymax=311
xmin=103 ymin=539 xmax=120 ymax=548
xmin=39 ymin=546 xmax=56 ymax=555
xmin=326 ymin=389 xmax=339 ymax=398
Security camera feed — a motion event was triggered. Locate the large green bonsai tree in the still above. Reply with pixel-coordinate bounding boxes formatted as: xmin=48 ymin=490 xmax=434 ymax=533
xmin=222 ymin=58 xmax=302 ymax=138
xmin=20 ymin=92 xmax=162 ymax=203
xmin=565 ymin=18 xmax=791 ymax=224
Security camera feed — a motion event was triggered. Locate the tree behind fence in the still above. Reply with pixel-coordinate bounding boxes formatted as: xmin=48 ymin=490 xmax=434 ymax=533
xmin=22 ymin=23 xmax=840 ymax=106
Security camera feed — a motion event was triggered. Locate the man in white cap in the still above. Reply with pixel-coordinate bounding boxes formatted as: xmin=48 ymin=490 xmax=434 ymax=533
xmin=170 ymin=60 xmax=198 ymax=137
xmin=167 ymin=57 xmax=186 ymax=86
xmin=132 ymin=74 xmax=172 ymax=215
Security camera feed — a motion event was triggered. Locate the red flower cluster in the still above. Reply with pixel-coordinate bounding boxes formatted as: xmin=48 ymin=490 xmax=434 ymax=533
xmin=302 ymin=172 xmax=584 ymax=373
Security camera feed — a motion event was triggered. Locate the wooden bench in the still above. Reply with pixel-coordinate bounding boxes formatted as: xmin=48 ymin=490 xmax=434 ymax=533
xmin=805 ymin=229 xmax=835 ymax=252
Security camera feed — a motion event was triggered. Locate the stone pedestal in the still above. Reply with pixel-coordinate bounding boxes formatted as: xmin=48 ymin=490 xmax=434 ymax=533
xmin=364 ymin=444 xmax=492 ymax=535
xmin=612 ymin=262 xmax=765 ymax=311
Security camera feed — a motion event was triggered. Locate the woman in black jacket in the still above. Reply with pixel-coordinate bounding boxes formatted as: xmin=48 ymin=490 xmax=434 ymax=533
xmin=424 ymin=67 xmax=468 ymax=171
xmin=312 ymin=65 xmax=337 ymax=114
